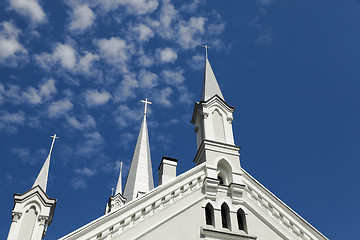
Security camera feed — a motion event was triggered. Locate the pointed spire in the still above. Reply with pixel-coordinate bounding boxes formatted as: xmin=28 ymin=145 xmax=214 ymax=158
xmin=201 ymin=45 xmax=224 ymax=102
xmin=123 ymin=99 xmax=154 ymax=201
xmin=115 ymin=162 xmax=123 ymax=195
xmin=32 ymin=134 xmax=59 ymax=192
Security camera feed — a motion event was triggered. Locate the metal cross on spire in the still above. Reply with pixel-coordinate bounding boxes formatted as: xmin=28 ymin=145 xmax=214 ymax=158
xmin=141 ymin=98 xmax=152 ymax=115
xmin=203 ymin=45 xmax=210 ymax=60
xmin=49 ymin=134 xmax=59 ymax=155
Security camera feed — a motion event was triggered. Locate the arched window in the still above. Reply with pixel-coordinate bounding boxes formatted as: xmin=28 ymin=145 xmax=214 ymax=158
xmin=237 ymin=208 xmax=247 ymax=232
xmin=221 ymin=203 xmax=231 ymax=229
xmin=205 ymin=203 xmax=214 ymax=226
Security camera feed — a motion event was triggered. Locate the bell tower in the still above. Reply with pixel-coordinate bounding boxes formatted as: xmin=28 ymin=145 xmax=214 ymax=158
xmin=191 ymin=48 xmax=244 ymax=203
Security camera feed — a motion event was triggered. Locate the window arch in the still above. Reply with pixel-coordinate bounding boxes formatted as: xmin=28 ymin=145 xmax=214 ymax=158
xmin=217 ymin=159 xmax=233 ymax=185
xmin=237 ymin=208 xmax=247 ymax=232
xmin=221 ymin=203 xmax=231 ymax=229
xmin=205 ymin=203 xmax=215 ymax=226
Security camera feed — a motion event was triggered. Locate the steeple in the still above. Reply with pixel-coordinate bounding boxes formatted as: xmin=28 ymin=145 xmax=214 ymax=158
xmin=123 ymin=98 xmax=154 ymax=202
xmin=7 ymin=135 xmax=57 ymax=240
xmin=201 ymin=45 xmax=224 ymax=102
xmin=32 ymin=134 xmax=58 ymax=192
xmin=105 ymin=162 xmax=126 ymax=214
xmin=192 ymin=47 xmax=244 ymax=203
xmin=115 ymin=161 xmax=123 ymax=195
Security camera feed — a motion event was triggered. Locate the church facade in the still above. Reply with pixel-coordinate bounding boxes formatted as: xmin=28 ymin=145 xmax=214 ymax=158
xmin=7 ymin=56 xmax=328 ymax=240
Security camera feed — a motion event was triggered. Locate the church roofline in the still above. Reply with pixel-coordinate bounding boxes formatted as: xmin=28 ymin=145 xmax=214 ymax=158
xmin=241 ymin=168 xmax=329 ymax=240
xmin=58 ymin=163 xmax=206 ymax=240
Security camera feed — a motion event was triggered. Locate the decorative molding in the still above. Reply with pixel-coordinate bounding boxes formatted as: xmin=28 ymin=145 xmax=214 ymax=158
xmin=201 ymin=226 xmax=257 ymax=240
xmin=11 ymin=212 xmax=22 ymax=222
xmin=85 ymin=171 xmax=206 ymax=240
xmin=245 ymin=185 xmax=310 ymax=240
xmin=204 ymin=177 xmax=220 ymax=201
xmin=229 ymin=183 xmax=245 ymax=205
xmin=202 ymin=112 xmax=209 ymax=119
xmin=226 ymin=117 xmax=233 ymax=123
xmin=38 ymin=215 xmax=49 ymax=226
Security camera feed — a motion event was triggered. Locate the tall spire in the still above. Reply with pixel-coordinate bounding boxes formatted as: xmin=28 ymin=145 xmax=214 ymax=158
xmin=115 ymin=162 xmax=123 ymax=195
xmin=32 ymin=134 xmax=59 ymax=192
xmin=201 ymin=45 xmax=224 ymax=102
xmin=123 ymin=99 xmax=154 ymax=201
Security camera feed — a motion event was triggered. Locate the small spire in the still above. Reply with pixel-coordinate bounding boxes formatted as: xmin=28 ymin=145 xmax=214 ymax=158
xmin=32 ymin=134 xmax=59 ymax=192
xmin=115 ymin=162 xmax=123 ymax=195
xmin=123 ymin=100 xmax=154 ymax=201
xmin=201 ymin=46 xmax=224 ymax=101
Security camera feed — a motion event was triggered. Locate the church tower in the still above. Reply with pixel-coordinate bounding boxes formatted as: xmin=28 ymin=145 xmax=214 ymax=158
xmin=191 ymin=47 xmax=244 ymax=203
xmin=123 ymin=99 xmax=154 ymax=202
xmin=7 ymin=135 xmax=58 ymax=240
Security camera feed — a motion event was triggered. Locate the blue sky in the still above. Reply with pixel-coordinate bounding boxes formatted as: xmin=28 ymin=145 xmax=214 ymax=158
xmin=1 ymin=0 xmax=359 ymax=239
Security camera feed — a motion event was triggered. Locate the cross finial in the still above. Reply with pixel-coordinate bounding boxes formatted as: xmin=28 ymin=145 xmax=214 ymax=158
xmin=49 ymin=134 xmax=59 ymax=155
xmin=203 ymin=45 xmax=210 ymax=60
xmin=141 ymin=98 xmax=152 ymax=115
xmin=111 ymin=187 xmax=115 ymax=196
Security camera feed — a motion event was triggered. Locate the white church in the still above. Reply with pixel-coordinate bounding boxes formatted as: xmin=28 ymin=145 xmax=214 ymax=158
xmin=6 ymin=54 xmax=329 ymax=240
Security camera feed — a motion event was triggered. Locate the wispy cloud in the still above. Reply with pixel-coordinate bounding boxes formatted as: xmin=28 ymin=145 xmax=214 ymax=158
xmin=9 ymin=0 xmax=47 ymax=24
xmin=84 ymin=89 xmax=112 ymax=107
xmin=47 ymin=99 xmax=73 ymax=118
xmin=0 ymin=21 xmax=28 ymax=67
xmin=68 ymin=4 xmax=96 ymax=34
xmin=0 ymin=111 xmax=25 ymax=133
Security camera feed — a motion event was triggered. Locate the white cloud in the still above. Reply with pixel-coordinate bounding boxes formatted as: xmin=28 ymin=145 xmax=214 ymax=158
xmin=133 ymin=23 xmax=154 ymax=42
xmin=186 ymin=54 xmax=204 ymax=70
xmin=35 ymin=43 xmax=99 ymax=74
xmin=22 ymin=78 xmax=57 ymax=104
xmin=67 ymin=114 xmax=96 ymax=130
xmin=177 ymin=17 xmax=206 ymax=49
xmin=114 ymin=74 xmax=139 ymax=102
xmin=0 ymin=79 xmax=56 ymax=105
xmin=75 ymin=167 xmax=97 ymax=177
xmin=97 ymin=0 xmax=158 ymax=15
xmin=114 ymin=104 xmax=143 ymax=128
xmin=68 ymin=4 xmax=96 ymax=33
xmin=161 ymin=68 xmax=185 ymax=86
xmin=138 ymin=69 xmax=158 ymax=89
xmin=153 ymin=87 xmax=172 ymax=107
xmin=96 ymin=37 xmax=133 ymax=71
xmin=84 ymin=89 xmax=112 ymax=106
xmin=78 ymin=51 xmax=100 ymax=74
xmin=9 ymin=0 xmax=46 ymax=24
xmin=77 ymin=131 xmax=104 ymax=156
xmin=138 ymin=54 xmax=154 ymax=67
xmin=0 ymin=111 xmax=25 ymax=133
xmin=53 ymin=43 xmax=77 ymax=69
xmin=48 ymin=99 xmax=73 ymax=118
xmin=157 ymin=47 xmax=177 ymax=63
xmin=0 ymin=21 xmax=28 ymax=66
xmin=158 ymin=1 xmax=177 ymax=38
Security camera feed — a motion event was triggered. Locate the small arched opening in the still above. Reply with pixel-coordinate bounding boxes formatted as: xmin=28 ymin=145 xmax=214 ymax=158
xmin=217 ymin=159 xmax=233 ymax=185
xmin=221 ymin=203 xmax=231 ymax=230
xmin=205 ymin=203 xmax=215 ymax=226
xmin=237 ymin=208 xmax=247 ymax=232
